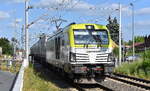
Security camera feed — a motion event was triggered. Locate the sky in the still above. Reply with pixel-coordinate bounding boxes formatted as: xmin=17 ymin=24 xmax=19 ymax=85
xmin=0 ymin=0 xmax=150 ymax=46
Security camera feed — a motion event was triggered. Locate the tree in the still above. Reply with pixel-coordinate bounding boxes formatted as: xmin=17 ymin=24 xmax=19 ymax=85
xmin=0 ymin=37 xmax=13 ymax=55
xmin=127 ymin=36 xmax=145 ymax=45
xmin=144 ymin=35 xmax=150 ymax=47
xmin=106 ymin=16 xmax=119 ymax=44
xmin=134 ymin=36 xmax=144 ymax=43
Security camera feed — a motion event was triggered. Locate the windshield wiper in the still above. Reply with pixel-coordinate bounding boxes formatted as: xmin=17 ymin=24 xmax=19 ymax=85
xmin=84 ymin=40 xmax=89 ymax=48
xmin=93 ymin=35 xmax=102 ymax=48
xmin=88 ymin=30 xmax=102 ymax=48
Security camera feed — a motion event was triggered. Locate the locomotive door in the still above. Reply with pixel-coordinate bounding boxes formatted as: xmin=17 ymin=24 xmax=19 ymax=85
xmin=55 ymin=37 xmax=60 ymax=59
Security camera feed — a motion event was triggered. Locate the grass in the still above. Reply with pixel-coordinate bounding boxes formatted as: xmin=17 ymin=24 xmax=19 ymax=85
xmin=23 ymin=64 xmax=64 ymax=91
xmin=115 ymin=59 xmax=150 ymax=80
xmin=0 ymin=60 xmax=21 ymax=73
xmin=115 ymin=49 xmax=150 ymax=80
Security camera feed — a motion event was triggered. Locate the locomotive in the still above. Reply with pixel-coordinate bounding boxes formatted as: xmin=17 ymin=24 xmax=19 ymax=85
xmin=30 ymin=23 xmax=115 ymax=83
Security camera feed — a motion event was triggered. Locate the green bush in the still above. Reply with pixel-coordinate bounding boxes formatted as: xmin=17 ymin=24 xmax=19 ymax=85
xmin=115 ymin=61 xmax=142 ymax=75
xmin=142 ymin=60 xmax=150 ymax=69
xmin=113 ymin=47 xmax=119 ymax=57
xmin=115 ymin=60 xmax=150 ymax=80
xmin=143 ymin=50 xmax=150 ymax=59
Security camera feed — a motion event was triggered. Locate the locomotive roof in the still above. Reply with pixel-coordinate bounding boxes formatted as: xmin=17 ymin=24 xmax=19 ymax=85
xmin=48 ymin=23 xmax=107 ymax=37
xmin=69 ymin=23 xmax=107 ymax=30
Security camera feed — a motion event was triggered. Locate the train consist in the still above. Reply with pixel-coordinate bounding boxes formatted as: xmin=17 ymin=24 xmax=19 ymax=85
xmin=30 ymin=23 xmax=115 ymax=83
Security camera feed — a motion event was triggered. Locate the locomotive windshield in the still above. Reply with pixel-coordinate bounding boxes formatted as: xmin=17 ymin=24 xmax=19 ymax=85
xmin=74 ymin=29 xmax=109 ymax=45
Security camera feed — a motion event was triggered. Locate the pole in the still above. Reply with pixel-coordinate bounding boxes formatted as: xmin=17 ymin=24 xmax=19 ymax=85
xmin=25 ymin=0 xmax=29 ymax=67
xmin=130 ymin=3 xmax=135 ymax=59
xmin=14 ymin=20 xmax=17 ymax=61
xmin=13 ymin=10 xmax=17 ymax=61
xmin=21 ymin=25 xmax=24 ymax=50
xmin=119 ymin=3 xmax=122 ymax=65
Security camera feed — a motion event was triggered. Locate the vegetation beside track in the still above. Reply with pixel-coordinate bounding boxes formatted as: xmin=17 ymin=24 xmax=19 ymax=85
xmin=115 ymin=59 xmax=150 ymax=80
xmin=0 ymin=60 xmax=21 ymax=73
xmin=115 ymin=49 xmax=150 ymax=80
xmin=23 ymin=64 xmax=64 ymax=91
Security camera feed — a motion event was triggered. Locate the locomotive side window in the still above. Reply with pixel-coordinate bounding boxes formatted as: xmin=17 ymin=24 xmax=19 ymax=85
xmin=64 ymin=32 xmax=69 ymax=45
xmin=60 ymin=35 xmax=65 ymax=46
xmin=55 ymin=37 xmax=61 ymax=59
xmin=62 ymin=39 xmax=64 ymax=46
xmin=55 ymin=38 xmax=57 ymax=59
xmin=57 ymin=37 xmax=60 ymax=59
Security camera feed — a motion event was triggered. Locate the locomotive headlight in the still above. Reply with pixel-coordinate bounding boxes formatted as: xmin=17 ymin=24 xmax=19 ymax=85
xmin=108 ymin=53 xmax=114 ymax=62
xmin=86 ymin=25 xmax=94 ymax=30
xmin=70 ymin=52 xmax=76 ymax=62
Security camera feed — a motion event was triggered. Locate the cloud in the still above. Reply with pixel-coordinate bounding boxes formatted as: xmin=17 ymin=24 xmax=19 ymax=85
xmin=36 ymin=0 xmax=132 ymax=17
xmin=0 ymin=0 xmax=24 ymax=3
xmin=35 ymin=1 xmax=133 ymax=23
xmin=35 ymin=0 xmax=94 ymax=11
xmin=136 ymin=7 xmax=150 ymax=15
xmin=30 ymin=21 xmax=51 ymax=30
xmin=0 ymin=11 xmax=10 ymax=19
xmin=16 ymin=18 xmax=22 ymax=22
xmin=8 ymin=18 xmax=22 ymax=28
xmin=123 ymin=20 xmax=150 ymax=41
xmin=125 ymin=20 xmax=150 ymax=31
xmin=9 ymin=23 xmax=20 ymax=29
xmin=108 ymin=3 xmax=132 ymax=16
xmin=135 ymin=21 xmax=150 ymax=29
xmin=36 ymin=1 xmax=127 ymax=13
xmin=13 ymin=0 xmax=24 ymax=3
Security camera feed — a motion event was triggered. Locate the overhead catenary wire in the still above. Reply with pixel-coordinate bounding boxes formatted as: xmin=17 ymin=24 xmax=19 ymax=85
xmin=27 ymin=0 xmax=142 ymax=42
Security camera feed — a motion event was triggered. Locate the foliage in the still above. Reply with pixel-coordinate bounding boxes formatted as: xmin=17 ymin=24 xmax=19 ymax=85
xmin=115 ymin=49 xmax=150 ymax=80
xmin=0 ymin=38 xmax=13 ymax=55
xmin=113 ymin=47 xmax=119 ymax=57
xmin=11 ymin=37 xmax=18 ymax=44
xmin=145 ymin=35 xmax=150 ymax=47
xmin=135 ymin=36 xmax=145 ymax=43
xmin=142 ymin=60 xmax=150 ymax=69
xmin=144 ymin=50 xmax=150 ymax=59
xmin=127 ymin=36 xmax=145 ymax=45
xmin=117 ymin=49 xmax=150 ymax=79
xmin=128 ymin=40 xmax=133 ymax=45
xmin=0 ymin=60 xmax=21 ymax=73
xmin=106 ymin=16 xmax=119 ymax=44
xmin=115 ymin=59 xmax=150 ymax=80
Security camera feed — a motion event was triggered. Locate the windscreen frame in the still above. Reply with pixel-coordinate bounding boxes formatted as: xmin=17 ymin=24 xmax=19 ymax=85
xmin=73 ymin=29 xmax=109 ymax=45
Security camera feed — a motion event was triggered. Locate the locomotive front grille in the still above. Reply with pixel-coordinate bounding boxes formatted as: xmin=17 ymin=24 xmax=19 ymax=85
xmin=73 ymin=52 xmax=109 ymax=63
xmin=75 ymin=53 xmax=89 ymax=62
xmin=95 ymin=53 xmax=109 ymax=62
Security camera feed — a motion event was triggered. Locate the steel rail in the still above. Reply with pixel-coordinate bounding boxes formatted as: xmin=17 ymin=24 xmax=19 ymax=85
xmin=113 ymin=73 xmax=150 ymax=84
xmin=106 ymin=75 xmax=150 ymax=90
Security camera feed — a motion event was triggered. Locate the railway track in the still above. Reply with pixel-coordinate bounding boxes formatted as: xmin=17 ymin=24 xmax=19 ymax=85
xmin=33 ymin=62 xmax=150 ymax=91
xmin=113 ymin=73 xmax=150 ymax=84
xmin=72 ymin=83 xmax=113 ymax=91
xmin=106 ymin=73 xmax=150 ymax=90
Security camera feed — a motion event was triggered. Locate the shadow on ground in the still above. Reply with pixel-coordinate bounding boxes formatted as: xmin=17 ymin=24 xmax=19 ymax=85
xmin=31 ymin=62 xmax=73 ymax=90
